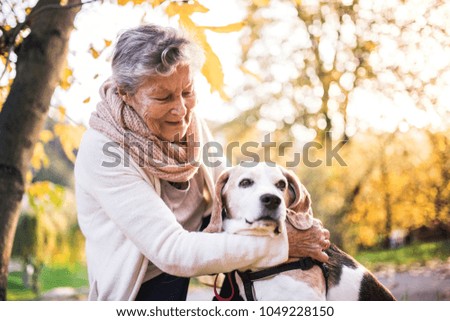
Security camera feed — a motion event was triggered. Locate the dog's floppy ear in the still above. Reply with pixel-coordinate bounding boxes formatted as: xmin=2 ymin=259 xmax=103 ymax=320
xmin=279 ymin=167 xmax=314 ymax=230
xmin=203 ymin=169 xmax=230 ymax=233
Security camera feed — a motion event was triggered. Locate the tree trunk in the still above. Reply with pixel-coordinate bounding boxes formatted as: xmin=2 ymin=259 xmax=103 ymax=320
xmin=0 ymin=0 xmax=80 ymax=300
xmin=331 ymin=162 xmax=375 ymax=247
xmin=380 ymin=151 xmax=393 ymax=249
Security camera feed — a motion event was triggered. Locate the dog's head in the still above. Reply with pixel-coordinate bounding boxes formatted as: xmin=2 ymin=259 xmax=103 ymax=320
xmin=204 ymin=162 xmax=314 ymax=236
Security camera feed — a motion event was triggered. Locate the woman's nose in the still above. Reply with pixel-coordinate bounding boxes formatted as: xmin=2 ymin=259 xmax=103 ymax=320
xmin=170 ymin=96 xmax=187 ymax=116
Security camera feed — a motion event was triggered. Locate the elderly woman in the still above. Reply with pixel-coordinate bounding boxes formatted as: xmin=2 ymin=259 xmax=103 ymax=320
xmin=75 ymin=24 xmax=330 ymax=301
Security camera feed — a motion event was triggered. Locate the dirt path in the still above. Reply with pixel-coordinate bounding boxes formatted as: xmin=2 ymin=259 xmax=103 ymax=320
xmin=375 ymin=261 xmax=450 ymax=301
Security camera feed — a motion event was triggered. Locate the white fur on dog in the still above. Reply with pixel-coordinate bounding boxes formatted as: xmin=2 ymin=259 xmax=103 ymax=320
xmin=327 ymin=266 xmax=365 ymax=301
xmin=235 ymin=274 xmax=326 ymax=301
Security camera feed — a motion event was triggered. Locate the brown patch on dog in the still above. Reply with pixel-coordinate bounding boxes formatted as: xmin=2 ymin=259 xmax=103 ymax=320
xmin=358 ymin=272 xmax=396 ymax=301
xmin=278 ymin=167 xmax=313 ymax=230
xmin=204 ymin=169 xmax=230 ymax=233
xmin=283 ymin=265 xmax=326 ymax=296
xmin=325 ymin=244 xmax=358 ymax=287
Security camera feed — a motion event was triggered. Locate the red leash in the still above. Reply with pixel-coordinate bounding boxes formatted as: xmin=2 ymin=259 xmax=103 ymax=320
xmin=213 ymin=273 xmax=235 ymax=301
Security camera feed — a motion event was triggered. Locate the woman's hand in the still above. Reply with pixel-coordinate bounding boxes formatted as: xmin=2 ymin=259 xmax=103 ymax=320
xmin=287 ymin=218 xmax=331 ymax=262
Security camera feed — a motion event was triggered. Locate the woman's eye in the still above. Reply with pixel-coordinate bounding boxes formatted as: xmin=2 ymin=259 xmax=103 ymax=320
xmin=155 ymin=95 xmax=171 ymax=102
xmin=276 ymin=180 xmax=287 ymax=190
xmin=239 ymin=178 xmax=254 ymax=188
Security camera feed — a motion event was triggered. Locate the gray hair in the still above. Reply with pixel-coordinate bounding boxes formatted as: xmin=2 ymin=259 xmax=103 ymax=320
xmin=112 ymin=24 xmax=205 ymax=95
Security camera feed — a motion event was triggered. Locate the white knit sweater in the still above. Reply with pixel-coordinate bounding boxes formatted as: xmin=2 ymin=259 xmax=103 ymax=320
xmin=75 ymin=128 xmax=288 ymax=300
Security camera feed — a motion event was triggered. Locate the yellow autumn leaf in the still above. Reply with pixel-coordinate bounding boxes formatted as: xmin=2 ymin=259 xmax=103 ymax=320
xmin=437 ymin=137 xmax=446 ymax=152
xmin=150 ymin=0 xmax=165 ymax=8
xmin=358 ymin=225 xmax=377 ymax=247
xmin=165 ymin=2 xmax=181 ymax=16
xmin=27 ymin=181 xmax=65 ymax=210
xmin=14 ymin=34 xmax=25 ymax=47
xmin=117 ymin=0 xmax=146 ymax=5
xmin=104 ymin=39 xmax=112 ymax=47
xmin=190 ymin=30 xmax=228 ymax=99
xmin=26 ymin=171 xmax=33 ymax=184
xmin=39 ymin=129 xmax=54 ymax=144
xmin=201 ymin=46 xmax=229 ymax=100
xmin=240 ymin=65 xmax=263 ymax=82
xmin=83 ymin=97 xmax=91 ymax=103
xmin=60 ymin=67 xmax=72 ymax=90
xmin=31 ymin=142 xmax=49 ymax=171
xmin=0 ymin=86 xmax=8 ymax=111
xmin=363 ymin=41 xmax=377 ymax=52
xmin=54 ymin=124 xmax=86 ymax=163
xmin=253 ymin=0 xmax=270 ymax=6
xmin=28 ymin=181 xmax=52 ymax=199
xmin=89 ymin=47 xmax=100 ymax=59
xmin=57 ymin=106 xmax=66 ymax=122
xmin=165 ymin=0 xmax=209 ymax=17
xmin=60 ymin=0 xmax=68 ymax=6
xmin=203 ymin=22 xmax=246 ymax=33
xmin=293 ymin=0 xmax=302 ymax=5
xmin=25 ymin=7 xmax=32 ymax=15
xmin=167 ymin=1 xmax=228 ymax=100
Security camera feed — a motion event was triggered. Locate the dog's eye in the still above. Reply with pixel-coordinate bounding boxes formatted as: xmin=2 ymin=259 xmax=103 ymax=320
xmin=276 ymin=180 xmax=287 ymax=191
xmin=239 ymin=178 xmax=254 ymax=188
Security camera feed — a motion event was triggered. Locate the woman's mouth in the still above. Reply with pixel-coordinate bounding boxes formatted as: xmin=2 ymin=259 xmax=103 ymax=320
xmin=166 ymin=120 xmax=183 ymax=126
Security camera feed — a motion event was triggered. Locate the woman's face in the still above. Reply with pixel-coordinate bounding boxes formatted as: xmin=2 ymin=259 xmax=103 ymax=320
xmin=123 ymin=64 xmax=196 ymax=142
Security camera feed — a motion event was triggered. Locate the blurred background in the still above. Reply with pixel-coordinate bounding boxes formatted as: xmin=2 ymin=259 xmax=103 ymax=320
xmin=0 ymin=0 xmax=448 ymax=300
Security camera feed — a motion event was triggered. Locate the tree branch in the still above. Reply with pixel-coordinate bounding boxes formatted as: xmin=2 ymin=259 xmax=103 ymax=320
xmin=0 ymin=0 xmax=101 ymax=82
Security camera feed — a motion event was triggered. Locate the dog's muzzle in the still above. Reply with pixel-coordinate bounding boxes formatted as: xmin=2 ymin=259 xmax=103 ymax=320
xmin=260 ymin=193 xmax=281 ymax=210
xmin=245 ymin=215 xmax=283 ymax=235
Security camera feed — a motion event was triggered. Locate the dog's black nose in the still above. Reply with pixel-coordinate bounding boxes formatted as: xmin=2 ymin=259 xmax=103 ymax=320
xmin=260 ymin=194 xmax=281 ymax=210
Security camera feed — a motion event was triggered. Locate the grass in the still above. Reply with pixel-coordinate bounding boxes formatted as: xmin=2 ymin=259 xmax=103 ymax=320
xmin=355 ymin=240 xmax=450 ymax=271
xmin=39 ymin=263 xmax=88 ymax=292
xmin=7 ymin=263 xmax=88 ymax=301
xmin=7 ymin=272 xmax=36 ymax=301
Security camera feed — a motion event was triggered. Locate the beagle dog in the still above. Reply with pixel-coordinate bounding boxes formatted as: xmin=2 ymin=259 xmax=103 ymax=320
xmin=204 ymin=162 xmax=395 ymax=301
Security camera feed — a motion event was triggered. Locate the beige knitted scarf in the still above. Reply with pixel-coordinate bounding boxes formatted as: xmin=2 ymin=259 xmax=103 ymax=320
xmin=89 ymin=78 xmax=202 ymax=183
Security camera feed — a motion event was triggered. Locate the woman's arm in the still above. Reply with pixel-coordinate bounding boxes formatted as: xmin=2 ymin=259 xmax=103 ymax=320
xmin=75 ymin=129 xmax=288 ymax=277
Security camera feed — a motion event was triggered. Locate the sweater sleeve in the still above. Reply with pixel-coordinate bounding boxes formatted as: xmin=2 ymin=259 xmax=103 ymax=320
xmin=75 ymin=129 xmax=288 ymax=277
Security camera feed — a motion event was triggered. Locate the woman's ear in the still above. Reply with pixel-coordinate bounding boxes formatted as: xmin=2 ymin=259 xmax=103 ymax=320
xmin=279 ymin=166 xmax=314 ymax=230
xmin=116 ymin=85 xmax=131 ymax=105
xmin=122 ymin=94 xmax=131 ymax=106
xmin=116 ymin=84 xmax=125 ymax=96
xmin=203 ymin=169 xmax=230 ymax=233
